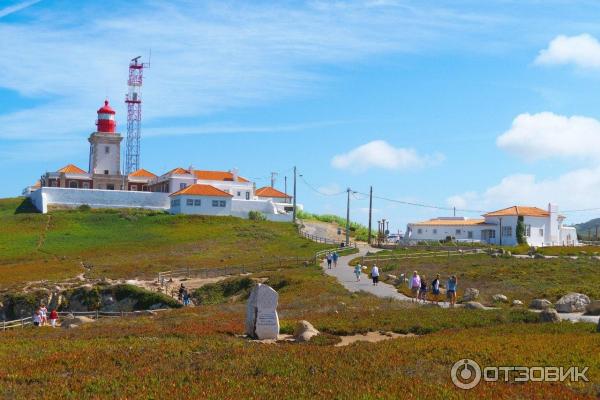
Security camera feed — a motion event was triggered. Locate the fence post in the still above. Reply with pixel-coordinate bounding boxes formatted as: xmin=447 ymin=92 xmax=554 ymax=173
xmin=21 ymin=318 xmax=24 ymax=328
xmin=95 ymin=310 xmax=99 ymax=320
xmin=121 ymin=311 xmax=124 ymax=318
xmin=3 ymin=320 xmax=5 ymax=331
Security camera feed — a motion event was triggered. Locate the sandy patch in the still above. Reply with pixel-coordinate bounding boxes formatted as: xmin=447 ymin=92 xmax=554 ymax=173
xmin=335 ymin=331 xmax=416 ymax=347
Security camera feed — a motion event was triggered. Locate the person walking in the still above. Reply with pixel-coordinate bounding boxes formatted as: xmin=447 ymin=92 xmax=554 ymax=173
xmin=418 ymin=275 xmax=428 ymax=303
xmin=332 ymin=251 xmax=339 ymax=268
xmin=354 ymin=263 xmax=362 ymax=281
xmin=32 ymin=308 xmax=41 ymax=327
xmin=371 ymin=264 xmax=380 ymax=286
xmin=178 ymin=283 xmax=186 ymax=302
xmin=39 ymin=304 xmax=48 ymax=326
xmin=326 ymin=253 xmax=333 ymax=269
xmin=410 ymin=271 xmax=421 ymax=303
xmin=49 ymin=309 xmax=59 ymax=328
xmin=447 ymin=275 xmax=458 ymax=307
xmin=431 ymin=274 xmax=441 ymax=304
xmin=183 ymin=289 xmax=190 ymax=306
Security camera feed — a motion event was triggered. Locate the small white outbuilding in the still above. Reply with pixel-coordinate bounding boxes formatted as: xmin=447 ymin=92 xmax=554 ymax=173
xmin=169 ymin=184 xmax=233 ymax=216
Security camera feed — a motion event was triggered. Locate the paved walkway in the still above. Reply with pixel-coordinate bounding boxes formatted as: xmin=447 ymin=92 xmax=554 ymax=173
xmin=321 ymin=245 xmax=599 ymax=322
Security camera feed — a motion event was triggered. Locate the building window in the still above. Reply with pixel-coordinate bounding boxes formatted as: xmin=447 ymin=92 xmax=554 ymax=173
xmin=69 ymin=181 xmax=78 ymax=188
xmin=142 ymin=185 xmax=148 ymax=191
xmin=417 ymin=228 xmax=422 ymax=234
xmin=455 ymin=229 xmax=461 ymax=235
xmin=237 ymin=191 xmax=241 ymax=196
xmin=51 ymin=180 xmax=58 ymax=187
xmin=432 ymin=229 xmax=437 ymax=235
xmin=171 ymin=199 xmax=181 ymax=207
xmin=185 ymin=199 xmax=193 ymax=206
xmin=105 ymin=146 xmax=110 ymax=154
xmin=502 ymin=226 xmax=512 ymax=237
xmin=525 ymin=224 xmax=531 ymax=237
xmin=539 ymin=228 xmax=544 ymax=237
xmin=131 ymin=185 xmax=138 ymax=191
xmin=104 ymin=170 xmax=109 ymax=175
xmin=194 ymin=199 xmax=201 ymax=206
xmin=106 ymin=184 xmax=115 ymax=190
xmin=246 ymin=192 xmax=250 ymax=200
xmin=180 ymin=183 xmax=187 ymax=190
xmin=212 ymin=200 xmax=226 ymax=207
xmin=468 ymin=231 xmax=473 ymax=239
xmin=82 ymin=182 xmax=90 ymax=189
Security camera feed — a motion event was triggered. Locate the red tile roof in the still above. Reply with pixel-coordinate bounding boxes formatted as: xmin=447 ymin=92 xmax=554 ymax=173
xmin=128 ymin=168 xmax=157 ymax=178
xmin=169 ymin=184 xmax=233 ymax=197
xmin=194 ymin=170 xmax=249 ymax=183
xmin=57 ymin=164 xmax=87 ymax=174
xmin=411 ymin=218 xmax=490 ymax=226
xmin=255 ymin=186 xmax=291 ymax=199
xmin=168 ymin=167 xmax=190 ymax=175
xmin=484 ymin=206 xmax=549 ymax=217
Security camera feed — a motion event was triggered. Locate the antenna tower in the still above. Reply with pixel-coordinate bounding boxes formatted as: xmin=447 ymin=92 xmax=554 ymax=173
xmin=124 ymin=55 xmax=149 ymax=174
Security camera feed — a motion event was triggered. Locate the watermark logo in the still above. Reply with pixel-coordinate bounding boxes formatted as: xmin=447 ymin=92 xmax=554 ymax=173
xmin=451 ymin=359 xmax=482 ymax=389
xmin=451 ymin=359 xmax=589 ymax=390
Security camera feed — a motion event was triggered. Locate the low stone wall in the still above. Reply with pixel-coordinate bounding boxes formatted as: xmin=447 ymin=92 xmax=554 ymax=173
xmin=30 ymin=187 xmax=170 ymax=214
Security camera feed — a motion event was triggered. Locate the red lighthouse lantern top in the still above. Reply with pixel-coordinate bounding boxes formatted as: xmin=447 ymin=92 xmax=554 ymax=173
xmin=96 ymin=100 xmax=116 ymax=133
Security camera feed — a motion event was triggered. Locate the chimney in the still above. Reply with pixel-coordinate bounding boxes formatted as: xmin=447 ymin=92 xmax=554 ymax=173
xmin=231 ymin=168 xmax=239 ymax=182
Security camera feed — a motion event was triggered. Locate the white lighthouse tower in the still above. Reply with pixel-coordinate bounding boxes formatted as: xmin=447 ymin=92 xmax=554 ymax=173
xmin=88 ymin=100 xmax=124 ymax=190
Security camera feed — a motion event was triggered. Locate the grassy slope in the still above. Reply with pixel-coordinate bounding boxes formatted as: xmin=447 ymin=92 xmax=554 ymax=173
xmin=0 ymin=265 xmax=598 ymax=399
xmin=368 ymin=253 xmax=600 ymax=304
xmin=0 ymin=197 xmax=327 ymax=288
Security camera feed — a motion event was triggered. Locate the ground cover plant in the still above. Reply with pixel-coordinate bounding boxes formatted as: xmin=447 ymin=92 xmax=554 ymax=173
xmin=0 ymin=197 xmax=328 ymax=289
xmin=0 ymin=264 xmax=598 ymax=399
xmin=369 ymin=253 xmax=600 ymax=305
xmin=297 ymin=209 xmax=369 ymax=241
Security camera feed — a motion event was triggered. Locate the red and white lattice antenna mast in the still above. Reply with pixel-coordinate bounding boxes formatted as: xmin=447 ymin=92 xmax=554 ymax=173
xmin=124 ymin=55 xmax=150 ymax=174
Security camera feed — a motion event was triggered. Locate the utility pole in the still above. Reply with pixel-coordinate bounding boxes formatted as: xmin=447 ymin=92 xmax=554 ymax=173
xmin=270 ymin=172 xmax=278 ymax=188
xmin=595 ymin=224 xmax=598 ymax=241
xmin=367 ymin=186 xmax=373 ymax=244
xmin=292 ymin=167 xmax=297 ymax=223
xmin=284 ymin=176 xmax=287 ymax=195
xmin=345 ymin=187 xmax=351 ymax=246
xmin=453 ymin=207 xmax=456 ymax=217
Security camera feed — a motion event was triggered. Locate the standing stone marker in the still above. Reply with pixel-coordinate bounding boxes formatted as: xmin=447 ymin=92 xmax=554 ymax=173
xmin=245 ymin=283 xmax=279 ymax=340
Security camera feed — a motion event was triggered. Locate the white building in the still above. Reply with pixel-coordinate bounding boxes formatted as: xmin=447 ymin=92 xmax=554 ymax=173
xmin=406 ymin=204 xmax=578 ymax=247
xmin=169 ymin=184 xmax=233 ymax=216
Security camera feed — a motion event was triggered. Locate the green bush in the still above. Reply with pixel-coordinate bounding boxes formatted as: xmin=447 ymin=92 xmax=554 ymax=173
xmin=110 ymin=284 xmax=180 ymax=309
xmin=248 ymin=211 xmax=267 ymax=221
xmin=78 ymin=204 xmax=91 ymax=211
xmin=192 ymin=277 xmax=255 ymax=305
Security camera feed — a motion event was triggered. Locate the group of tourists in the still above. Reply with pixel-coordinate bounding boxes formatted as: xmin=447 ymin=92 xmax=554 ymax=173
xmin=178 ymin=283 xmax=192 ymax=306
xmin=325 ymin=251 xmax=339 ymax=269
xmin=410 ymin=271 xmax=458 ymax=306
xmin=32 ymin=304 xmax=59 ymax=327
xmin=353 ymin=263 xmax=380 ymax=285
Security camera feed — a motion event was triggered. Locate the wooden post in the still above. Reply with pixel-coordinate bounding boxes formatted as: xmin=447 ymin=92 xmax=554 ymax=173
xmin=21 ymin=318 xmax=24 ymax=328
xmin=121 ymin=311 xmax=124 ymax=318
xmin=95 ymin=310 xmax=99 ymax=320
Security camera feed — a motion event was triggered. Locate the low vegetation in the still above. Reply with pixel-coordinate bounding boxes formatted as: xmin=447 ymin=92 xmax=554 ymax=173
xmin=0 ymin=264 xmax=598 ymax=399
xmin=0 ymin=197 xmax=328 ymax=289
xmin=297 ymin=210 xmax=369 ymax=241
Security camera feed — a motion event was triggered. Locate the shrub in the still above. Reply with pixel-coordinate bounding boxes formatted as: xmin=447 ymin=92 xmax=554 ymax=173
xmin=192 ymin=277 xmax=255 ymax=305
xmin=248 ymin=211 xmax=267 ymax=221
xmin=78 ymin=204 xmax=91 ymax=211
xmin=110 ymin=284 xmax=180 ymax=309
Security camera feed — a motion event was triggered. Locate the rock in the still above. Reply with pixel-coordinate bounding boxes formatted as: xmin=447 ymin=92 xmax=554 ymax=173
xmin=506 ymin=251 xmax=512 ymax=257
xmin=512 ymin=300 xmax=523 ymax=307
xmin=61 ymin=316 xmax=95 ymax=329
xmin=533 ymin=253 xmax=545 ymax=259
xmin=464 ymin=301 xmax=485 ymax=310
xmin=100 ymin=297 xmax=137 ymax=312
xmin=491 ymin=253 xmax=499 ymax=258
xmin=529 ymin=299 xmax=553 ymax=310
xmin=461 ymin=288 xmax=479 ymax=302
xmin=293 ymin=320 xmax=320 ymax=342
xmin=492 ymin=294 xmax=508 ymax=303
xmin=540 ymin=309 xmax=560 ymax=323
xmin=149 ymin=303 xmax=165 ymax=310
xmin=101 ymin=295 xmax=115 ymax=306
xmin=584 ymin=300 xmax=600 ymax=316
xmin=555 ymin=293 xmax=590 ymax=313
xmin=386 ymin=274 xmax=398 ymax=283
xmin=245 ymin=284 xmax=279 ymax=340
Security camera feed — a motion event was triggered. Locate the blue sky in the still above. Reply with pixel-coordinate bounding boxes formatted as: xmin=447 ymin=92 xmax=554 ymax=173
xmin=3 ymin=0 xmax=600 ymax=230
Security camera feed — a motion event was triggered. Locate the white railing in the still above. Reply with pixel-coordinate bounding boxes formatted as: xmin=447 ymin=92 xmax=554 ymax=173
xmin=357 ymin=248 xmax=483 ymax=265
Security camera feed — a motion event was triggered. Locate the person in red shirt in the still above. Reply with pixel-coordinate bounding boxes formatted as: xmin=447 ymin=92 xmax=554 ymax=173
xmin=49 ymin=309 xmax=59 ymax=328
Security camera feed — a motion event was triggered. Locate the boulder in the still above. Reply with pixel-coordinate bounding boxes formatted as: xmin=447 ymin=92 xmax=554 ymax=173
xmin=386 ymin=274 xmax=398 ymax=283
xmin=61 ymin=316 xmax=95 ymax=329
xmin=584 ymin=300 xmax=600 ymax=316
xmin=540 ymin=309 xmax=560 ymax=323
xmin=533 ymin=253 xmax=545 ymax=259
xmin=512 ymin=300 xmax=523 ymax=307
xmin=464 ymin=301 xmax=485 ymax=310
xmin=293 ymin=320 xmax=320 ymax=342
xmin=461 ymin=288 xmax=479 ymax=302
xmin=492 ymin=294 xmax=508 ymax=303
xmin=555 ymin=293 xmax=590 ymax=313
xmin=529 ymin=299 xmax=553 ymax=310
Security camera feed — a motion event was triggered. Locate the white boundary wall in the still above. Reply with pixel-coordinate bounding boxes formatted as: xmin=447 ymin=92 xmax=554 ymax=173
xmin=30 ymin=187 xmax=170 ymax=213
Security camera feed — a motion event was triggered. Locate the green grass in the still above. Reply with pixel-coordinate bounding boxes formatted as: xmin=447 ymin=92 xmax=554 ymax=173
xmin=367 ymin=253 xmax=600 ymax=305
xmin=297 ymin=210 xmax=370 ymax=241
xmin=0 ymin=197 xmax=328 ymax=289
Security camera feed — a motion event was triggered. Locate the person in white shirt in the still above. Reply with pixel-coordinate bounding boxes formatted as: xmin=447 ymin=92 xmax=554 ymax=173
xmin=33 ymin=309 xmax=42 ymax=327
xmin=39 ymin=304 xmax=48 ymax=326
xmin=371 ymin=264 xmax=380 ymax=286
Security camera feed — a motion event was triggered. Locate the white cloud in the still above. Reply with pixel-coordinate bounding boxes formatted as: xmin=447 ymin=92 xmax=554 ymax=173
xmin=0 ymin=0 xmax=41 ymax=18
xmin=331 ymin=140 xmax=443 ymax=172
xmin=448 ymin=167 xmax=600 ymax=221
xmin=496 ymin=112 xmax=600 ymax=160
xmin=317 ymin=183 xmax=342 ymax=196
xmin=535 ymin=33 xmax=600 ymax=69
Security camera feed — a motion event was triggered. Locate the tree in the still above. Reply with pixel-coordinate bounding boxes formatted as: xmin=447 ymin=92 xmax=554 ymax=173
xmin=516 ymin=216 xmax=526 ymax=245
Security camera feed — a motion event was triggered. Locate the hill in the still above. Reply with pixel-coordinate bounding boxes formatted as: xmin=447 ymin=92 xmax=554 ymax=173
xmin=574 ymin=218 xmax=600 ymax=240
xmin=0 ymin=197 xmax=327 ymax=289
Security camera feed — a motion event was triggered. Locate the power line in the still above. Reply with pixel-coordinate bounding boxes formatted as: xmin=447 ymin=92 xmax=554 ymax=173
xmin=298 ymin=175 xmax=346 ymax=197
xmin=356 ymin=191 xmax=485 ymax=214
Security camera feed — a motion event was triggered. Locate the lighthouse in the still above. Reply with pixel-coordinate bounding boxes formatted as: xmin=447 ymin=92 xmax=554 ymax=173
xmin=88 ymin=100 xmax=124 ymax=190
